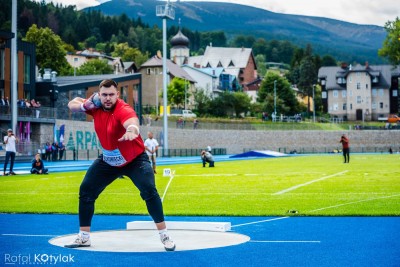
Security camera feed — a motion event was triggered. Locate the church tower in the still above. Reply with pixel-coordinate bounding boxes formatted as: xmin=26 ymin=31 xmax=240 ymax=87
xmin=170 ymin=19 xmax=190 ymax=66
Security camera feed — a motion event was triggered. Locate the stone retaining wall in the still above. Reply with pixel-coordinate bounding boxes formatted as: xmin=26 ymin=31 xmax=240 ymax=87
xmin=53 ymin=120 xmax=400 ymax=155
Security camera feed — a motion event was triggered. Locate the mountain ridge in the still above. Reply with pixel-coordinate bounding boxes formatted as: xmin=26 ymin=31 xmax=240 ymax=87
xmin=86 ymin=0 xmax=387 ymax=63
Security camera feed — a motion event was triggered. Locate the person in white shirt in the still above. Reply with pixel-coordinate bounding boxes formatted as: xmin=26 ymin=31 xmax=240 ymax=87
xmin=144 ymin=131 xmax=159 ymax=174
xmin=3 ymin=129 xmax=18 ymax=176
xmin=201 ymin=146 xmax=215 ymax=167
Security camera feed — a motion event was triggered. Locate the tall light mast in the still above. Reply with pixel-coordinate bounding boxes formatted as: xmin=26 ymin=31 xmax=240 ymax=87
xmin=156 ymin=0 xmax=175 ymax=156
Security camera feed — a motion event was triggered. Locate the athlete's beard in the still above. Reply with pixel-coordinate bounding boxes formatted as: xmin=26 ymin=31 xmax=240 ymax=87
xmin=102 ymin=102 xmax=116 ymax=111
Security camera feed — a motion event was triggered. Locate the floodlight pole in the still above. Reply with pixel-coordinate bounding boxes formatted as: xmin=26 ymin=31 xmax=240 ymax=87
xmin=156 ymin=0 xmax=174 ymax=157
xmin=312 ymin=84 xmax=316 ymax=123
xmin=184 ymin=79 xmax=187 ymax=110
xmin=11 ymin=0 xmax=18 ymax=133
xmin=273 ymin=80 xmax=277 ymax=122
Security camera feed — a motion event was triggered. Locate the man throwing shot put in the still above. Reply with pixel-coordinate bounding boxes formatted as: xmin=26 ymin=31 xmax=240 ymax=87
xmin=65 ymin=79 xmax=175 ymax=251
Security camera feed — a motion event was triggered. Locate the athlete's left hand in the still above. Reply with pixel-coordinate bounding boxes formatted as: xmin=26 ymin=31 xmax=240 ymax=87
xmin=118 ymin=130 xmax=139 ymax=142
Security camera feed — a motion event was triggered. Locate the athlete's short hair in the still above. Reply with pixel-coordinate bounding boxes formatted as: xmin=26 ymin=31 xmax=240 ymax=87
xmin=99 ymin=79 xmax=118 ymax=89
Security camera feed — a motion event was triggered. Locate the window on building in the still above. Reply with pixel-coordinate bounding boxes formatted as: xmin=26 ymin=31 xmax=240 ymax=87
xmin=349 ymin=91 xmax=353 ymax=96
xmin=366 ymin=84 xmax=368 ymax=89
xmin=322 ymin=91 xmax=327 ymax=99
xmin=393 ymin=90 xmax=398 ymax=97
xmin=333 ymin=103 xmax=338 ymax=110
xmin=74 ymin=57 xmax=78 ymax=62
xmin=356 ymin=82 xmax=361 ymax=89
xmin=342 ymin=90 xmax=347 ymax=98
xmin=372 ymin=102 xmax=376 ymax=110
xmin=146 ymin=68 xmax=151 ymax=75
xmin=228 ymin=60 xmax=235 ymax=67
xmin=350 ymin=103 xmax=352 ymax=110
xmin=378 ymin=89 xmax=384 ymax=96
xmin=357 ymin=96 xmax=361 ymax=103
xmin=348 ymin=77 xmax=352 ymax=83
xmin=120 ymin=86 xmax=128 ymax=102
xmin=343 ymin=103 xmax=347 ymax=110
xmin=0 ymin=50 xmax=4 ymax=80
xmin=380 ymin=102 xmax=383 ymax=109
xmin=24 ymin=55 xmax=31 ymax=84
xmin=333 ymin=90 xmax=338 ymax=97
xmin=372 ymin=89 xmax=377 ymax=96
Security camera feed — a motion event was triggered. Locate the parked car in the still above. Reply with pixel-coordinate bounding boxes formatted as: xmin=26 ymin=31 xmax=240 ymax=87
xmin=170 ymin=109 xmax=197 ymax=118
xmin=378 ymin=114 xmax=400 ymax=123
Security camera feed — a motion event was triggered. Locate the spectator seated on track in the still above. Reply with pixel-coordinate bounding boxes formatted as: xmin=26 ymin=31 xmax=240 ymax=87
xmin=31 ymin=153 xmax=49 ymax=175
xmin=201 ymin=146 xmax=215 ymax=167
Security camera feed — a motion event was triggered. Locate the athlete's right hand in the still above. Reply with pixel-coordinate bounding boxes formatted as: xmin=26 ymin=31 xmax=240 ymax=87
xmin=82 ymin=93 xmax=101 ymax=111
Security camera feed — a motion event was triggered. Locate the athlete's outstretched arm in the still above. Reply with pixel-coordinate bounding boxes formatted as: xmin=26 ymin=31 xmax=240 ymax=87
xmin=118 ymin=118 xmax=140 ymax=141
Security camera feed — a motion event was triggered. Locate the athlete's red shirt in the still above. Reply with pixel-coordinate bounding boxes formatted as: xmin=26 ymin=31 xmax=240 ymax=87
xmin=87 ymin=99 xmax=144 ymax=167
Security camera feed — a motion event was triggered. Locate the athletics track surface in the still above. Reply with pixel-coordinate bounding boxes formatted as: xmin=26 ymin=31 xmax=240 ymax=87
xmin=1 ymin=156 xmax=399 ymax=266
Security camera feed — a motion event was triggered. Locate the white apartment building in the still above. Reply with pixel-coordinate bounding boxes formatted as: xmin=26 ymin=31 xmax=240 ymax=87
xmin=318 ymin=63 xmax=400 ymax=121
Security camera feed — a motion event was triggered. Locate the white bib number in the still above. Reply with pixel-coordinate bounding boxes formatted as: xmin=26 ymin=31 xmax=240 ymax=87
xmin=103 ymin=148 xmax=127 ymax=167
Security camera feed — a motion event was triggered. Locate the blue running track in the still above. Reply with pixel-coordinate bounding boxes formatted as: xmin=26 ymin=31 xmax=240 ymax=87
xmin=1 ymin=214 xmax=399 ymax=266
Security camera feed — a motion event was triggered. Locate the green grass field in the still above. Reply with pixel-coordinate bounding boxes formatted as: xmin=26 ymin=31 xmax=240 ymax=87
xmin=1 ymin=154 xmax=399 ymax=216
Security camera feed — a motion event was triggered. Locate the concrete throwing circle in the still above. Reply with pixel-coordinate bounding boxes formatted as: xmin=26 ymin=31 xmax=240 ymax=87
xmin=49 ymin=230 xmax=250 ymax=252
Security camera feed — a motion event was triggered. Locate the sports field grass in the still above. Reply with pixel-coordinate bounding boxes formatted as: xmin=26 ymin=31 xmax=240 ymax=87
xmin=1 ymin=154 xmax=399 ymax=216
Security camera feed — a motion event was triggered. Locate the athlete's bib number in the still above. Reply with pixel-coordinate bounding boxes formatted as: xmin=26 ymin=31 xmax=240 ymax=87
xmin=103 ymin=148 xmax=127 ymax=166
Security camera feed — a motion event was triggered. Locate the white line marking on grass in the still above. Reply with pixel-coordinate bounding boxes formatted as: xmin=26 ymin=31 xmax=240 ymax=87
xmin=249 ymin=240 xmax=320 ymax=243
xmin=177 ymin=174 xmax=238 ymax=177
xmin=161 ymin=170 xmax=175 ymax=202
xmin=2 ymin=234 xmax=56 ymax=237
xmin=231 ymin=217 xmax=289 ymax=228
xmin=309 ymin=193 xmax=400 ymax=212
xmin=272 ymin=170 xmax=349 ymax=195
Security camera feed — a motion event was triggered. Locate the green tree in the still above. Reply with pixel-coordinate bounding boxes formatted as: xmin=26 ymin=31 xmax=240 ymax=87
xmin=378 ymin=17 xmax=400 ymax=65
xmin=257 ymin=72 xmax=300 ymax=115
xmin=255 ymin=54 xmax=267 ymax=78
xmin=193 ymin=88 xmax=211 ymax=115
xmin=232 ymin=92 xmax=252 ymax=118
xmin=230 ymin=35 xmax=255 ymax=48
xmin=166 ymin=78 xmax=190 ymax=108
xmin=321 ymin=55 xmax=337 ymax=66
xmin=111 ymin=42 xmax=149 ymax=66
xmin=208 ymin=92 xmax=235 ymax=117
xmin=297 ymin=44 xmax=317 ymax=113
xmin=23 ymin=24 xmax=70 ymax=74
xmin=73 ymin=59 xmax=113 ymax=75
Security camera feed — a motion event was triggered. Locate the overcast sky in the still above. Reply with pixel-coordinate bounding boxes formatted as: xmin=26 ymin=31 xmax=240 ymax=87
xmin=38 ymin=0 xmax=399 ymax=27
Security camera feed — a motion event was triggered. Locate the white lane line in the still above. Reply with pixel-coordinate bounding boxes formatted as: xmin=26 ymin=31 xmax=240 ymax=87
xmin=249 ymin=240 xmax=320 ymax=243
xmin=1 ymin=234 xmax=56 ymax=237
xmin=272 ymin=170 xmax=349 ymax=195
xmin=231 ymin=217 xmax=289 ymax=228
xmin=309 ymin=193 xmax=400 ymax=212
